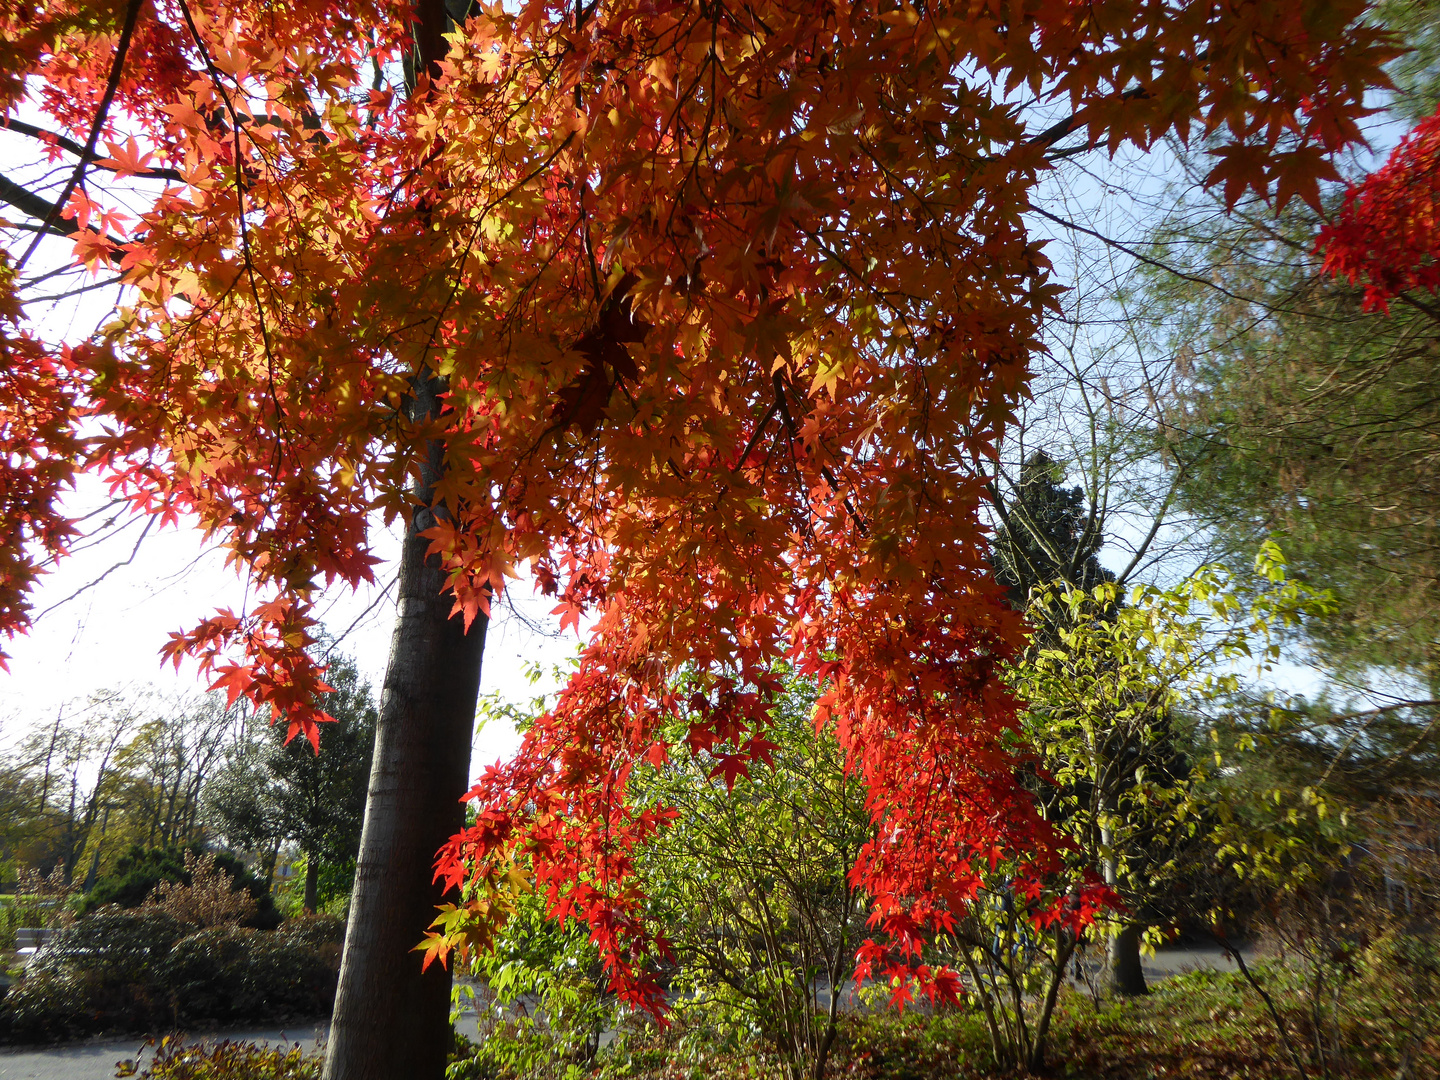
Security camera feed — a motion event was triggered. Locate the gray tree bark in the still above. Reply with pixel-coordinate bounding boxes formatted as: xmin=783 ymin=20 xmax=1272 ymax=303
xmin=322 ymin=373 xmax=488 ymax=1080
xmin=321 ymin=3 xmax=487 ymax=1075
xmin=1104 ymin=922 xmax=1149 ymax=997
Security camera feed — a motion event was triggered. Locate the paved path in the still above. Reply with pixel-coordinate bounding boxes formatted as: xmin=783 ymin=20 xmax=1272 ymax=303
xmin=0 ymin=1015 xmax=486 ymax=1080
xmin=0 ymin=948 xmax=1242 ymax=1080
xmin=1142 ymin=944 xmax=1241 ymax=980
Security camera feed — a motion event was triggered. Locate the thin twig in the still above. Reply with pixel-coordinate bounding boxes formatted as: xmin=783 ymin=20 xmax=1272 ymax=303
xmin=1212 ymin=931 xmax=1310 ymax=1080
xmin=17 ymin=0 xmax=144 ymax=270
xmin=34 ymin=515 xmax=157 ymax=621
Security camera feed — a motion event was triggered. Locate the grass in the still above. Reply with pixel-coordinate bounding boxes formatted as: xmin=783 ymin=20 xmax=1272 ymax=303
xmin=817 ymin=948 xmax=1438 ymax=1080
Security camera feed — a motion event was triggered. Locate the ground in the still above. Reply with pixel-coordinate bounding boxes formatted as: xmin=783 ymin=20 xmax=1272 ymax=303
xmin=0 ymin=947 xmax=1243 ymax=1080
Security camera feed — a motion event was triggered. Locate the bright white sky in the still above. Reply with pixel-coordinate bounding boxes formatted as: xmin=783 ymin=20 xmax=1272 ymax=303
xmin=0 ymin=481 xmax=580 ymax=768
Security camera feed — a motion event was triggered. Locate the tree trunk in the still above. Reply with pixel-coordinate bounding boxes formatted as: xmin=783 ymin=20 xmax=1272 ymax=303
xmin=324 ymin=6 xmax=489 ymax=1077
xmin=264 ymin=836 xmax=281 ymax=891
xmin=1099 ymin=816 xmax=1148 ymax=997
xmin=303 ymin=856 xmax=320 ymax=915
xmin=1104 ymin=922 xmax=1149 ymax=997
xmin=322 ymin=376 xmax=488 ymax=1080
xmin=1026 ymin=929 xmax=1077 ymax=1074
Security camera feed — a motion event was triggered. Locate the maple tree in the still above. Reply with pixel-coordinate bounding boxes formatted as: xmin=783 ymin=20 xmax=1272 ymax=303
xmin=0 ymin=0 xmax=1395 ymax=1076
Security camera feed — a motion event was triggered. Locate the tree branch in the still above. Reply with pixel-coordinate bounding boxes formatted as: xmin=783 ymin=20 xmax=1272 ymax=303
xmin=0 ymin=173 xmax=78 ymax=234
xmin=0 ymin=172 xmax=128 ymax=254
xmin=1030 ymin=205 xmax=1263 ymax=308
xmin=1 ymin=117 xmax=184 ymax=182
xmin=17 ymin=0 xmax=144 ymax=269
xmin=1026 ymin=85 xmax=1152 ymax=151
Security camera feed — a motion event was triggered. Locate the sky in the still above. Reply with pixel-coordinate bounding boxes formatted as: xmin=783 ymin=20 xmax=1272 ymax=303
xmin=0 ymin=477 xmax=581 ymax=769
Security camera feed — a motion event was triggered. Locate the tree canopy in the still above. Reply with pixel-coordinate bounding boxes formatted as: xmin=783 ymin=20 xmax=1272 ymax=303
xmin=0 ymin=0 xmax=1396 ymax=1020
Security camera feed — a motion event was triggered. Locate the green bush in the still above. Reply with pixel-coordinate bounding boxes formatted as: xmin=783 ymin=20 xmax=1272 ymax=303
xmin=159 ymin=927 xmax=257 ymax=1021
xmin=269 ymin=912 xmax=345 ymax=951
xmin=79 ymin=846 xmax=280 ymax=929
xmin=1 ymin=909 xmax=184 ymax=1039
xmin=162 ymin=918 xmax=342 ymax=1024
xmin=0 ymin=910 xmax=343 ymax=1042
xmin=453 ymin=888 xmax=616 ymax=1080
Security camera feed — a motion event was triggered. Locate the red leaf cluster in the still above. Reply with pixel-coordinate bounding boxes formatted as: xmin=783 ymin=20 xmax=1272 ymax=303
xmin=1318 ymin=101 xmax=1440 ymax=313
xmin=0 ymin=260 xmax=82 ymax=661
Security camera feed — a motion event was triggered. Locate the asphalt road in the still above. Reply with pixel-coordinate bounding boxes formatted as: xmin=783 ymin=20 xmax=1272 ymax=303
xmin=0 ymin=948 xmax=1241 ymax=1080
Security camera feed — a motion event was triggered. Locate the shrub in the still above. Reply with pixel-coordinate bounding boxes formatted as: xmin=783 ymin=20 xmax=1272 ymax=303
xmin=157 ymin=916 xmax=343 ymax=1025
xmin=1 ymin=909 xmax=184 ymax=1040
xmin=124 ymin=1028 xmax=475 ymax=1080
xmin=79 ymin=847 xmax=198 ymax=910
xmin=159 ymin=927 xmax=258 ymax=1022
xmin=80 ymin=846 xmax=279 ymax=929
xmin=143 ymin=853 xmax=259 ymax=929
xmin=0 ymin=910 xmax=344 ymax=1042
xmin=122 ymin=1037 xmax=321 ymax=1080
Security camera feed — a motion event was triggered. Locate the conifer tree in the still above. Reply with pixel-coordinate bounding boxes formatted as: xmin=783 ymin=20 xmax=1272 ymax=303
xmin=993 ymin=449 xmax=1115 ymax=613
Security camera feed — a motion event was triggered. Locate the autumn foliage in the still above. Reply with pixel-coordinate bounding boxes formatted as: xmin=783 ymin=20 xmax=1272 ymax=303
xmin=0 ymin=259 xmax=82 ymax=647
xmin=1318 ymin=100 xmax=1440 ymax=313
xmin=0 ymin=0 xmax=1394 ymax=1013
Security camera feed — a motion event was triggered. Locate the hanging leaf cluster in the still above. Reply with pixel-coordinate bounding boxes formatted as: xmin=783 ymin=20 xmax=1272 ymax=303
xmin=1318 ymin=100 xmax=1440 ymax=313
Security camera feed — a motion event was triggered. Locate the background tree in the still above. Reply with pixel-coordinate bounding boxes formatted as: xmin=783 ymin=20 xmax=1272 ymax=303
xmin=0 ymin=690 xmax=232 ymax=884
xmin=1106 ymin=27 xmax=1440 ymax=1027
xmin=1135 ymin=0 xmax=1440 ymax=691
xmin=111 ymin=696 xmax=240 ymax=853
xmin=200 ymin=746 xmax=282 ymax=885
xmin=1 ymin=696 xmax=135 ymax=881
xmin=1149 ymin=201 xmax=1440 ymax=691
xmin=206 ymin=651 xmax=377 ymax=912
xmin=991 ymin=450 xmax=1154 ymax=995
xmin=992 ymin=451 xmax=1116 ymax=616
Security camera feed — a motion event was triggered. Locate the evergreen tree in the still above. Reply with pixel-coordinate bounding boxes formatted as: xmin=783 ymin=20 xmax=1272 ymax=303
xmin=993 ymin=449 xmax=1116 ymax=610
